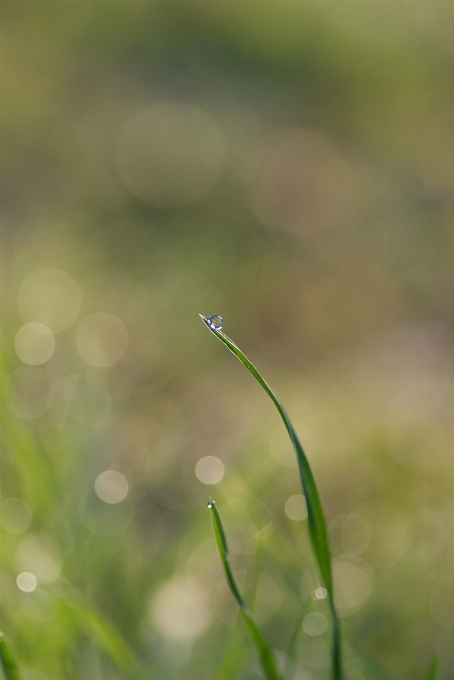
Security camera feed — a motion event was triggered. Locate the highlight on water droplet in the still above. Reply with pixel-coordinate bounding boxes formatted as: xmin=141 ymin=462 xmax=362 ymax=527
xmin=207 ymin=498 xmax=215 ymax=509
xmin=204 ymin=315 xmax=223 ymax=331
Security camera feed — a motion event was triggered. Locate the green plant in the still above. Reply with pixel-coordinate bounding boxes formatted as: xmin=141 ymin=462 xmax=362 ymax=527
xmin=201 ymin=315 xmax=441 ymax=680
xmin=201 ymin=314 xmax=342 ymax=680
xmin=208 ymin=498 xmax=281 ymax=680
xmin=425 ymin=655 xmax=440 ymax=680
xmin=0 ymin=633 xmax=21 ymax=680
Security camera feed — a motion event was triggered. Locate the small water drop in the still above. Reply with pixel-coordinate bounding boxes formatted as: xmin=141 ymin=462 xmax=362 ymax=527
xmin=205 ymin=315 xmax=223 ymax=331
xmin=207 ymin=498 xmax=215 ymax=509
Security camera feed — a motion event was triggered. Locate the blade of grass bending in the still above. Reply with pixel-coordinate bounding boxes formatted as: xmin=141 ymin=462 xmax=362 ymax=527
xmin=425 ymin=655 xmax=440 ymax=680
xmin=208 ymin=500 xmax=282 ymax=680
xmin=63 ymin=599 xmax=147 ymax=680
xmin=201 ymin=316 xmax=343 ymax=680
xmin=0 ymin=634 xmax=21 ymax=680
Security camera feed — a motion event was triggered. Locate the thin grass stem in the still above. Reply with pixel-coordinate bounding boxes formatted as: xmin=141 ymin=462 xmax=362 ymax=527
xmin=425 ymin=654 xmax=440 ymax=680
xmin=0 ymin=634 xmax=21 ymax=680
xmin=201 ymin=315 xmax=343 ymax=680
xmin=208 ymin=499 xmax=282 ymax=680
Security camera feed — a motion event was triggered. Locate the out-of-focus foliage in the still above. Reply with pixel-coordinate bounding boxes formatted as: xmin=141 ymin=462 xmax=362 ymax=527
xmin=1 ymin=3 xmax=453 ymax=679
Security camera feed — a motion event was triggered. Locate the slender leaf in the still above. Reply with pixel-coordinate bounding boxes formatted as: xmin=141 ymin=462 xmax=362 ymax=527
xmin=201 ymin=315 xmax=343 ymax=680
xmin=425 ymin=655 xmax=440 ymax=680
xmin=208 ymin=499 xmax=282 ymax=680
xmin=63 ymin=597 xmax=147 ymax=680
xmin=0 ymin=634 xmax=21 ymax=680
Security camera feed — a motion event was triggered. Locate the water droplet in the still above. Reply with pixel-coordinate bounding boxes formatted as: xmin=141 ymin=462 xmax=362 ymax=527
xmin=207 ymin=498 xmax=215 ymax=509
xmin=205 ymin=315 xmax=223 ymax=331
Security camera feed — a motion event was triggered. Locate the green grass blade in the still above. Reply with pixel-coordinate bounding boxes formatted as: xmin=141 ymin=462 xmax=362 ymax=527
xmin=201 ymin=316 xmax=343 ymax=680
xmin=208 ymin=500 xmax=282 ymax=680
xmin=63 ymin=598 xmax=147 ymax=680
xmin=0 ymin=634 xmax=21 ymax=680
xmin=425 ymin=655 xmax=440 ymax=680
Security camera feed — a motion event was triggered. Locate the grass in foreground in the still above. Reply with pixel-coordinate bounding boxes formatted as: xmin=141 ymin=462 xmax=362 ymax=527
xmin=208 ymin=498 xmax=282 ymax=680
xmin=201 ymin=315 xmax=443 ymax=680
xmin=201 ymin=314 xmax=343 ymax=680
xmin=0 ymin=633 xmax=21 ymax=680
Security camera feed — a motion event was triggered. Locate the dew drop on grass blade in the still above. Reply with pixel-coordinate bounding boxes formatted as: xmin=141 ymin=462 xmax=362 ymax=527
xmin=200 ymin=315 xmax=344 ymax=680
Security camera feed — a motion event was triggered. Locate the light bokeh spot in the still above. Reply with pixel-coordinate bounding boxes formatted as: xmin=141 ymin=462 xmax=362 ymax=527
xmin=195 ymin=456 xmax=225 ymax=485
xmin=4 ymin=367 xmax=53 ymax=419
xmin=333 ymin=560 xmax=372 ymax=612
xmin=285 ymin=494 xmax=308 ymax=521
xmin=16 ymin=572 xmax=37 ymax=592
xmin=15 ymin=323 xmax=55 ymax=365
xmin=303 ymin=612 xmax=329 ymax=636
xmin=150 ymin=577 xmax=212 ymax=642
xmin=76 ymin=313 xmax=128 ymax=367
xmin=18 ymin=268 xmax=81 ymax=332
xmin=115 ymin=102 xmax=226 ymax=208
xmin=0 ymin=498 xmax=32 ymax=534
xmin=95 ymin=470 xmax=129 ymax=504
xmin=313 ymin=587 xmax=328 ymax=600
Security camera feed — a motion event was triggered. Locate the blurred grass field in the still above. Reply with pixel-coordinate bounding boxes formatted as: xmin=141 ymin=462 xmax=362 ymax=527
xmin=1 ymin=3 xmax=454 ymax=679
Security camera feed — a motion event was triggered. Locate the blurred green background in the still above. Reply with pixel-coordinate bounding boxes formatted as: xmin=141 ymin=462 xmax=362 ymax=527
xmin=1 ymin=2 xmax=453 ymax=679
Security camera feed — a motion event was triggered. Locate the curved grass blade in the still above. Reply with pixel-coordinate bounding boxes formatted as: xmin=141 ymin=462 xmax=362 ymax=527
xmin=63 ymin=597 xmax=147 ymax=680
xmin=425 ymin=654 xmax=440 ymax=680
xmin=208 ymin=499 xmax=282 ymax=680
xmin=0 ymin=634 xmax=21 ymax=680
xmin=200 ymin=315 xmax=343 ymax=680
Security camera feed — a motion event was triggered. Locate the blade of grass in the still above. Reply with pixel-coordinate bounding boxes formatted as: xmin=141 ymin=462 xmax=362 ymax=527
xmin=201 ymin=315 xmax=343 ymax=680
xmin=425 ymin=655 xmax=440 ymax=680
xmin=213 ymin=626 xmax=249 ymax=680
xmin=62 ymin=597 xmax=147 ymax=680
xmin=0 ymin=634 xmax=21 ymax=680
xmin=208 ymin=499 xmax=282 ymax=680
